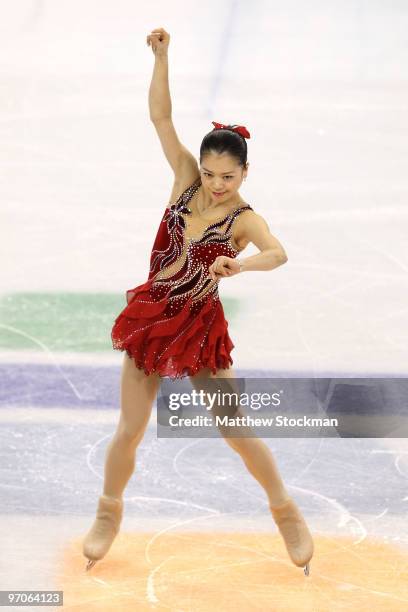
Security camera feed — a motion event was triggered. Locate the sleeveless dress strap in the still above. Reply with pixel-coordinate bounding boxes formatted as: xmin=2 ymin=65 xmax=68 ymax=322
xmin=232 ymin=204 xmax=253 ymax=216
xmin=223 ymin=204 xmax=253 ymax=239
xmin=228 ymin=204 xmax=254 ymax=226
xmin=166 ymin=177 xmax=201 ymax=212
xmin=179 ymin=177 xmax=201 ymax=205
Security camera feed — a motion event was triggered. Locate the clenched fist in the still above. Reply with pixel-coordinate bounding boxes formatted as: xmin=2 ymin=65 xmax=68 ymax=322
xmin=209 ymin=256 xmax=242 ymax=281
xmin=146 ymin=27 xmax=170 ymax=57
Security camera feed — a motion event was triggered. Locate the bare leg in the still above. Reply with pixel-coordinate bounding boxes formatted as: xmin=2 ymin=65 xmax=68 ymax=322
xmin=103 ymin=353 xmax=162 ymax=499
xmin=227 ymin=437 xmax=291 ymax=507
xmin=83 ymin=354 xmax=162 ymax=568
xmin=189 ymin=366 xmax=314 ymax=572
xmin=189 ymin=366 xmax=290 ymax=507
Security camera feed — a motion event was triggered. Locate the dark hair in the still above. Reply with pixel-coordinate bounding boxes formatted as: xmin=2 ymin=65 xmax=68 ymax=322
xmin=199 ymin=127 xmax=248 ymax=169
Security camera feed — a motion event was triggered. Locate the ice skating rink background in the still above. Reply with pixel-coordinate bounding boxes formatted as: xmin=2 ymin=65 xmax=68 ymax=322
xmin=1 ymin=1 xmax=408 ymax=610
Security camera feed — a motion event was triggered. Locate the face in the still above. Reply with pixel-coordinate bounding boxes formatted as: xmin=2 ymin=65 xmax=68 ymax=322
xmin=200 ymin=152 xmax=248 ymax=200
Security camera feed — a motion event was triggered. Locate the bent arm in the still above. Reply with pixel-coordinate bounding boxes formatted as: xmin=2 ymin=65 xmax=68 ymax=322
xmin=239 ymin=213 xmax=288 ymax=272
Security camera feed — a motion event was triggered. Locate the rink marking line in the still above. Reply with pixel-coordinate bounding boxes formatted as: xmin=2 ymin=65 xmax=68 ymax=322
xmin=0 ymin=406 xmax=157 ymax=424
xmin=2 ymin=351 xmax=407 ymax=376
xmin=0 ymin=326 xmax=84 ymax=399
xmin=0 ymin=350 xmax=123 ymax=365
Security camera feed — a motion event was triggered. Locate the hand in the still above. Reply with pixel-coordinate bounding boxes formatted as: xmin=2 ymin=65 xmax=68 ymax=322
xmin=146 ymin=28 xmax=170 ymax=56
xmin=208 ymin=256 xmax=241 ymax=281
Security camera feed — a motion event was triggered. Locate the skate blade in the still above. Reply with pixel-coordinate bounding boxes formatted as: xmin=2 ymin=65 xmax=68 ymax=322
xmin=86 ymin=559 xmax=97 ymax=571
xmin=304 ymin=563 xmax=310 ymax=576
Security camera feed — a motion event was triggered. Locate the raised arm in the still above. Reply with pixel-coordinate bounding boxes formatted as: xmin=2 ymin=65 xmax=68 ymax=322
xmin=147 ymin=28 xmax=199 ymax=185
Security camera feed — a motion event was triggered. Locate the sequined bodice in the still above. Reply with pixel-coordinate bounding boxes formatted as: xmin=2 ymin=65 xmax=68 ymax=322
xmin=147 ymin=177 xmax=253 ymax=308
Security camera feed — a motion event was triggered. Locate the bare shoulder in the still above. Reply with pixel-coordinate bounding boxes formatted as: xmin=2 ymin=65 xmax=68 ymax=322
xmin=235 ymin=210 xmax=288 ymax=257
xmin=166 ymin=152 xmax=201 ymax=209
xmin=232 ymin=208 xmax=257 ymax=251
xmin=150 ymin=116 xmax=201 ymax=209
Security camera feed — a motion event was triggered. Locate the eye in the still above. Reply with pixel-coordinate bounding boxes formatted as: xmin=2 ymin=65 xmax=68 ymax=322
xmin=202 ymin=172 xmax=234 ymax=179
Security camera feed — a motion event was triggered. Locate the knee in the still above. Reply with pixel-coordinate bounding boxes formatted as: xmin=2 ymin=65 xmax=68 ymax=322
xmin=115 ymin=423 xmax=144 ymax=447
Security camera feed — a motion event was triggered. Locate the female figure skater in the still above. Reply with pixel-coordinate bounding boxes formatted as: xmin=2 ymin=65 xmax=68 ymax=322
xmin=82 ymin=27 xmax=314 ymax=576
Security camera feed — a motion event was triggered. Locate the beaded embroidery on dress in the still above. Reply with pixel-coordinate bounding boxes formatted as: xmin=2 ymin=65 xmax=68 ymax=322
xmin=111 ymin=176 xmax=254 ymax=379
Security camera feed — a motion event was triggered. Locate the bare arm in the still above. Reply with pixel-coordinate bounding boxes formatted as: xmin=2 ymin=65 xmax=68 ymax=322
xmin=148 ymin=53 xmax=171 ymax=121
xmin=208 ymin=212 xmax=288 ymax=281
xmin=237 ymin=213 xmax=288 ymax=272
xmin=147 ymin=28 xmax=199 ymax=181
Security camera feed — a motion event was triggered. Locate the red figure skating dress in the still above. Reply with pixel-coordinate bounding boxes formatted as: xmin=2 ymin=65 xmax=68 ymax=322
xmin=111 ymin=177 xmax=253 ymax=380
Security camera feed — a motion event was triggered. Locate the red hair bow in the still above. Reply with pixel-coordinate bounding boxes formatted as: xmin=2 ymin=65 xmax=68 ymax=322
xmin=211 ymin=121 xmax=251 ymax=139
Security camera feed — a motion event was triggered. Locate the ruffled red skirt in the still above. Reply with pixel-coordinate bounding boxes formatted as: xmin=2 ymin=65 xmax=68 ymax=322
xmin=111 ymin=279 xmax=235 ymax=380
